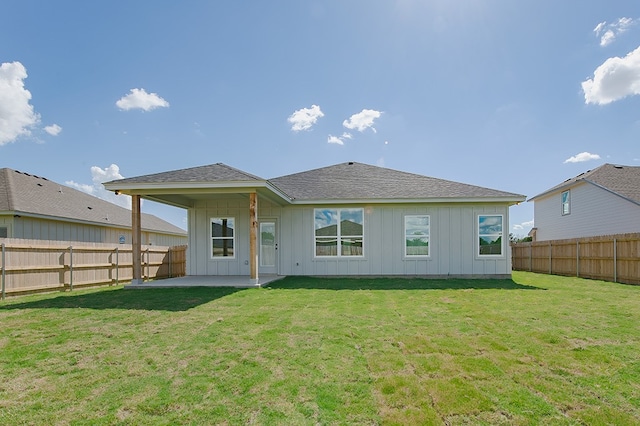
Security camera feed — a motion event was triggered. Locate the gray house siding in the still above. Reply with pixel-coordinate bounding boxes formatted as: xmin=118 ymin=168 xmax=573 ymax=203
xmin=1 ymin=214 xmax=187 ymax=246
xmin=533 ymin=182 xmax=640 ymax=241
xmin=187 ymin=197 xmax=512 ymax=277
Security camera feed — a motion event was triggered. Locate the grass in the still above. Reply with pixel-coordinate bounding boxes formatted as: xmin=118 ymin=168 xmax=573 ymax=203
xmin=0 ymin=271 xmax=639 ymax=425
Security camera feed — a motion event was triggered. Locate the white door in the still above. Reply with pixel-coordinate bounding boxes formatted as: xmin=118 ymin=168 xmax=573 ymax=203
xmin=259 ymin=220 xmax=278 ymax=275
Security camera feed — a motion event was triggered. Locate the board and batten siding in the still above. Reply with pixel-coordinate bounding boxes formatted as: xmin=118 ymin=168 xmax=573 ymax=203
xmin=533 ymin=182 xmax=640 ymax=241
xmin=1 ymin=215 xmax=187 ymax=246
xmin=187 ymin=197 xmax=512 ymax=277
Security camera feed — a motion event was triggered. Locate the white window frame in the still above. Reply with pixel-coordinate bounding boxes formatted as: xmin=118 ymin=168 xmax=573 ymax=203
xmin=404 ymin=215 xmax=430 ymax=258
xmin=477 ymin=214 xmax=504 ymax=257
xmin=314 ymin=208 xmax=364 ymax=258
xmin=210 ymin=217 xmax=236 ymax=259
xmin=561 ymin=190 xmax=570 ymax=216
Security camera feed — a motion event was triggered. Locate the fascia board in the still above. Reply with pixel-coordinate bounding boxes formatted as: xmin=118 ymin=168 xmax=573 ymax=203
xmin=288 ymin=196 xmax=527 ymax=205
xmin=104 ymin=180 xmax=292 ymax=204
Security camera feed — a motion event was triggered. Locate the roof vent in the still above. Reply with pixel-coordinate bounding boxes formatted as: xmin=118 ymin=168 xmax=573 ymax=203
xmin=87 ymin=206 xmax=93 ymax=210
xmin=614 ymin=165 xmax=623 ymax=169
xmin=348 ymin=162 xmax=354 ymax=165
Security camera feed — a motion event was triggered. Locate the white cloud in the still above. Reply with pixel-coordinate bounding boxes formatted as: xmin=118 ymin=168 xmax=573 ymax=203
xmin=582 ymin=46 xmax=640 ymax=105
xmin=44 ymin=123 xmax=62 ymax=136
xmin=326 ymin=132 xmax=354 ymax=145
xmin=327 ymin=135 xmax=344 ymax=145
xmin=594 ymin=17 xmax=636 ymax=47
xmin=288 ymin=104 xmax=324 ymax=131
xmin=512 ymin=220 xmax=534 ymax=231
xmin=66 ymin=164 xmax=132 ymax=209
xmin=343 ymin=109 xmax=382 ymax=132
xmin=116 ymin=88 xmax=169 ymax=111
xmin=564 ymin=152 xmax=601 ymax=163
xmin=0 ymin=61 xmax=40 ymax=146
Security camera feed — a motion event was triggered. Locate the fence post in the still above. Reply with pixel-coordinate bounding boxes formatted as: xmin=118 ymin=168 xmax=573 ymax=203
xmin=613 ymin=238 xmax=617 ymax=283
xmin=146 ymin=248 xmax=150 ymax=282
xmin=1 ymin=243 xmax=5 ymax=300
xmin=529 ymin=244 xmax=532 ymax=272
xmin=168 ymin=247 xmax=172 ymax=278
xmin=115 ymin=247 xmax=119 ymax=285
xmin=576 ymin=241 xmax=580 ymax=278
xmin=549 ymin=241 xmax=552 ymax=274
xmin=69 ymin=246 xmax=73 ymax=291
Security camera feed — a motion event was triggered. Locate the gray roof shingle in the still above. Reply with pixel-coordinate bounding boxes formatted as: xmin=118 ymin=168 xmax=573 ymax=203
xmin=530 ymin=163 xmax=640 ymax=204
xmin=269 ymin=162 xmax=524 ymax=201
xmin=110 ymin=163 xmax=264 ymax=185
xmin=0 ymin=168 xmax=186 ymax=234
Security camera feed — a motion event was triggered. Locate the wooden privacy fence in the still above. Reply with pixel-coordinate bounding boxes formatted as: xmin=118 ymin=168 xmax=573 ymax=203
xmin=0 ymin=239 xmax=187 ymax=298
xmin=511 ymin=233 xmax=640 ymax=285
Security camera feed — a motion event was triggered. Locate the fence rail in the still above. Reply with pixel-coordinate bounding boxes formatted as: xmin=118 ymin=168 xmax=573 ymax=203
xmin=0 ymin=239 xmax=186 ymax=298
xmin=511 ymin=233 xmax=640 ymax=285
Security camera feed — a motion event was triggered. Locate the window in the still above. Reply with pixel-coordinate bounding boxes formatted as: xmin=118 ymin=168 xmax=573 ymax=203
xmin=211 ymin=218 xmax=235 ymax=258
xmin=404 ymin=215 xmax=430 ymax=257
xmin=478 ymin=215 xmax=503 ymax=256
xmin=314 ymin=208 xmax=363 ymax=257
xmin=561 ymin=190 xmax=570 ymax=215
xmin=0 ymin=227 xmax=7 ymax=238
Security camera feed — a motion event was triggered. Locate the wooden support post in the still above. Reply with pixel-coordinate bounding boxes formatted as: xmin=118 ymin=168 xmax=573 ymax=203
xmin=132 ymin=194 xmax=143 ymax=285
xmin=249 ymin=192 xmax=258 ymax=285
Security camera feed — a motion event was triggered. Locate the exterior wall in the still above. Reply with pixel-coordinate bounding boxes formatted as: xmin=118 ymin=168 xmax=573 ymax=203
xmin=533 ymin=182 xmax=640 ymax=241
xmin=1 ymin=215 xmax=187 ymax=246
xmin=187 ymin=197 xmax=512 ymax=277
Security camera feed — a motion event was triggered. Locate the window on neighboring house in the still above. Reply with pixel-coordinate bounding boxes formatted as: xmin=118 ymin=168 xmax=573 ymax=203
xmin=561 ymin=190 xmax=570 ymax=215
xmin=404 ymin=215 xmax=430 ymax=257
xmin=211 ymin=218 xmax=235 ymax=258
xmin=478 ymin=215 xmax=503 ymax=256
xmin=0 ymin=227 xmax=7 ymax=238
xmin=314 ymin=208 xmax=364 ymax=257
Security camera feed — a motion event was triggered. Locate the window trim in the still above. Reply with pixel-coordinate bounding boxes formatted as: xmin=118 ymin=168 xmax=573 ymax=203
xmin=477 ymin=214 xmax=504 ymax=258
xmin=210 ymin=217 xmax=236 ymax=259
xmin=561 ymin=190 xmax=570 ymax=216
xmin=314 ymin=208 xmax=364 ymax=258
xmin=404 ymin=215 xmax=430 ymax=258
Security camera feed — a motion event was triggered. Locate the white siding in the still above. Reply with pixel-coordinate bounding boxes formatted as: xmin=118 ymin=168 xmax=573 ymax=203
xmin=186 ymin=199 xmax=512 ymax=277
xmin=534 ymin=182 xmax=640 ymax=241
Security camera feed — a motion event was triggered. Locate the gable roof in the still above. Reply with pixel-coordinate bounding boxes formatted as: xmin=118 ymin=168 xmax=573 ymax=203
xmin=0 ymin=168 xmax=186 ymax=235
xmin=105 ymin=161 xmax=525 ymax=205
xmin=269 ymin=162 xmax=524 ymax=202
xmin=111 ymin=163 xmax=264 ymax=185
xmin=529 ymin=163 xmax=640 ymax=205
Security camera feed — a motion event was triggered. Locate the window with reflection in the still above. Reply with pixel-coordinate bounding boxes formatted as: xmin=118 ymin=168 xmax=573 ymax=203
xmin=478 ymin=215 xmax=503 ymax=256
xmin=561 ymin=190 xmax=570 ymax=215
xmin=211 ymin=217 xmax=235 ymax=258
xmin=314 ymin=208 xmax=364 ymax=257
xmin=405 ymin=215 xmax=430 ymax=257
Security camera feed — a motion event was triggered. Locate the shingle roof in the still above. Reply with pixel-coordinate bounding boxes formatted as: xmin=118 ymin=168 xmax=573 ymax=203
xmin=269 ymin=162 xmax=524 ymax=201
xmin=0 ymin=168 xmax=186 ymax=234
xmin=530 ymin=163 xmax=640 ymax=204
xmin=110 ymin=163 xmax=264 ymax=185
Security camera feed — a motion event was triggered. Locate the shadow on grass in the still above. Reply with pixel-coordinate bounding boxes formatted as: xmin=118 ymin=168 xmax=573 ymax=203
xmin=0 ymin=287 xmax=242 ymax=312
xmin=268 ymin=276 xmax=544 ymax=291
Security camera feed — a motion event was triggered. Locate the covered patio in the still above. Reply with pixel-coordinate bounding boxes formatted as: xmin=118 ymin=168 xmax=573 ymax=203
xmin=125 ymin=275 xmax=286 ymax=289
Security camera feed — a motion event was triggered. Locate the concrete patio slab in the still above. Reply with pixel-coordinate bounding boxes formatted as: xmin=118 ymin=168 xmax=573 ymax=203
xmin=124 ymin=275 xmax=285 ymax=289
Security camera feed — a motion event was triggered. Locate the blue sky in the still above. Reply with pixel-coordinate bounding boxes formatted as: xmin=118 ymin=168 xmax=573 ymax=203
xmin=2 ymin=1 xmax=639 ymax=235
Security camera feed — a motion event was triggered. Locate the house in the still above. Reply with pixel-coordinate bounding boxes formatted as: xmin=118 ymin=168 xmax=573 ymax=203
xmin=104 ymin=162 xmax=526 ymax=283
xmin=528 ymin=163 xmax=640 ymax=241
xmin=0 ymin=168 xmax=187 ymax=246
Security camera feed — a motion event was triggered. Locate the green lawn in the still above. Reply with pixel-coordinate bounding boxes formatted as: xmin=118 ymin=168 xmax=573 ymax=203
xmin=1 ymin=272 xmax=639 ymax=425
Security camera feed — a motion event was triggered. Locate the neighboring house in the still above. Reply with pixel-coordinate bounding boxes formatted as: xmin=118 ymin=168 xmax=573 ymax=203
xmin=105 ymin=162 xmax=525 ymax=281
xmin=0 ymin=168 xmax=187 ymax=246
xmin=528 ymin=163 xmax=640 ymax=241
